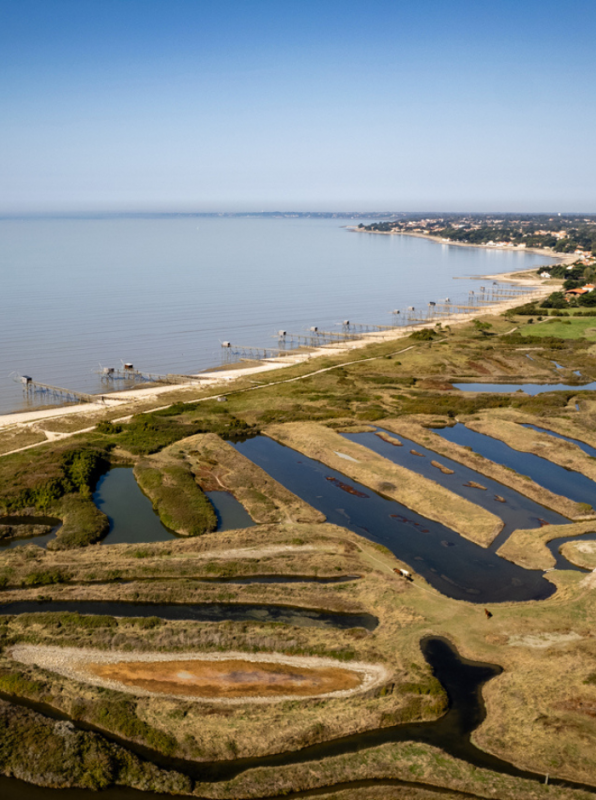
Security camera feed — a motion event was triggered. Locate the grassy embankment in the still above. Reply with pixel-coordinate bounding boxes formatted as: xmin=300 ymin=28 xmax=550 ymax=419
xmin=166 ymin=433 xmax=325 ymax=525
xmin=195 ymin=740 xmax=595 ymax=800
xmin=559 ymin=539 xmax=596 ymax=570
xmin=3 ymin=695 xmax=593 ymax=799
xmin=461 ymin=414 xmax=596 ymax=487
xmin=134 ymin=458 xmax=217 ymax=536
xmin=496 ymin=520 xmax=596 ymax=570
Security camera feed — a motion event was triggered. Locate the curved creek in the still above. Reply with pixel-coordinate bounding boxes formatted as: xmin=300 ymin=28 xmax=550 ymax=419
xmin=1 ymin=637 xmax=595 ymax=800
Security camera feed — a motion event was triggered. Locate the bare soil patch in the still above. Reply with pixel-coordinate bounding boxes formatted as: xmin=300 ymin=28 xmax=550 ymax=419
xmin=88 ymin=658 xmax=361 ymax=698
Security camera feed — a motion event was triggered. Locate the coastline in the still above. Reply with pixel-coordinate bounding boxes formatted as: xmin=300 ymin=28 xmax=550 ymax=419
xmin=348 ymin=227 xmax=576 ymax=265
xmin=0 ymin=272 xmax=554 ymax=439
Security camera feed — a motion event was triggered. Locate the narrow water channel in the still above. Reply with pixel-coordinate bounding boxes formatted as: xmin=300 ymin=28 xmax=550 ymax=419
xmin=0 ymin=599 xmax=377 ymax=631
xmin=453 ymin=381 xmax=596 ymax=394
xmin=433 ymin=424 xmax=596 ymax=506
xmin=234 ymin=437 xmax=555 ymax=603
xmin=1 ymin=637 xmax=594 ymax=800
xmin=205 ymin=490 xmax=255 ymax=531
xmin=342 ymin=429 xmax=567 ymax=552
xmin=0 ymin=516 xmax=62 ymax=551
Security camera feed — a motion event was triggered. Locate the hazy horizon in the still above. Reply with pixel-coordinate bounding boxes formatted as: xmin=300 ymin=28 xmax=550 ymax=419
xmin=1 ymin=209 xmax=595 ymax=219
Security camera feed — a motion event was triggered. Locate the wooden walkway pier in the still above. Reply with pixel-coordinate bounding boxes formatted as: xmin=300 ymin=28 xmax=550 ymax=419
xmin=18 ymin=377 xmax=106 ymax=404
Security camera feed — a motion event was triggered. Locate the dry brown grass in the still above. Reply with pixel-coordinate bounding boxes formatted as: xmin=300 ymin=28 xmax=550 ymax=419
xmin=194 ymin=740 xmax=595 ymax=800
xmin=462 ymin=415 xmax=596 ymax=485
xmin=496 ymin=521 xmax=596 ymax=570
xmin=559 ymin=539 xmax=596 ymax=570
xmin=0 ymin=427 xmax=47 ymax=455
xmin=171 ymin=432 xmax=325 ymax=525
xmin=4 ymin=518 xmax=596 ymax=786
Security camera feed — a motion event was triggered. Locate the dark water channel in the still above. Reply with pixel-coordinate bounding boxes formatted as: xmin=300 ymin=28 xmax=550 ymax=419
xmin=0 ymin=516 xmax=62 ymax=551
xmin=205 ymin=490 xmax=255 ymax=531
xmin=1 ymin=637 xmax=594 ymax=800
xmin=94 ymin=469 xmax=254 ymax=545
xmin=453 ymin=381 xmax=596 ymax=394
xmin=0 ymin=599 xmax=377 ymax=631
xmin=433 ymin=424 xmax=596 ymax=506
xmin=343 ymin=429 xmax=567 ymax=552
xmin=546 ymin=531 xmax=596 ymax=571
xmin=234 ymin=437 xmax=555 ymax=603
xmin=94 ymin=468 xmax=180 ymax=545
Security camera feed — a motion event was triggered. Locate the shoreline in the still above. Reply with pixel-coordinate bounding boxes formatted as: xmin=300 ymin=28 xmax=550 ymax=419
xmin=349 ymin=227 xmax=576 ymax=264
xmin=0 ymin=252 xmax=558 ymax=435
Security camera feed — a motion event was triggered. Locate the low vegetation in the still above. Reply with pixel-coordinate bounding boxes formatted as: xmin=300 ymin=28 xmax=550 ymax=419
xmin=134 ymin=459 xmax=217 ymax=536
xmin=50 ymin=493 xmax=110 ymax=549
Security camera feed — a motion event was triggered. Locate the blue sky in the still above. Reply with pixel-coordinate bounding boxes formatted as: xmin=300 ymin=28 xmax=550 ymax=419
xmin=1 ymin=0 xmax=595 ymax=212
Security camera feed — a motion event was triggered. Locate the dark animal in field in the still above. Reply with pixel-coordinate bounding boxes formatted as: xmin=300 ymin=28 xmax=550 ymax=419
xmin=484 ymin=608 xmax=493 ymax=619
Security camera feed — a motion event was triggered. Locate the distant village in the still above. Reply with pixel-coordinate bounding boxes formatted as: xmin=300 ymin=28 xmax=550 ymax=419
xmin=359 ymin=213 xmax=596 ymax=258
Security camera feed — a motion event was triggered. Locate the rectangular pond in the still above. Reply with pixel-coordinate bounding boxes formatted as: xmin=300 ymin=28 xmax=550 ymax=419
xmin=234 ymin=436 xmax=556 ymax=603
xmin=432 ymin=424 xmax=596 ymax=506
xmin=342 ymin=429 xmax=567 ymax=551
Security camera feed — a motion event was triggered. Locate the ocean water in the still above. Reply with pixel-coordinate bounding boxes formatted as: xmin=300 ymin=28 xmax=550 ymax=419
xmin=0 ymin=216 xmax=555 ymax=414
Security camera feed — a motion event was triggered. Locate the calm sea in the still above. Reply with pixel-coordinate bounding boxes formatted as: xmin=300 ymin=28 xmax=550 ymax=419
xmin=0 ymin=216 xmax=555 ymax=415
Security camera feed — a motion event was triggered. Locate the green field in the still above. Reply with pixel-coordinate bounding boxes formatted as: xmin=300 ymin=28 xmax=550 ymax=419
xmin=519 ymin=317 xmax=596 ymax=340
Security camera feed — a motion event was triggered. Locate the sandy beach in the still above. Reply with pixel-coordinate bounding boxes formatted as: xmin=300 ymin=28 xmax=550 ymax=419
xmin=349 ymin=227 xmax=577 ymax=264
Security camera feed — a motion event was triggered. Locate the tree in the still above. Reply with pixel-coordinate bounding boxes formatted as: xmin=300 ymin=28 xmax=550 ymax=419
xmin=578 ymin=291 xmax=596 ymax=307
xmin=541 ymin=292 xmax=567 ymax=309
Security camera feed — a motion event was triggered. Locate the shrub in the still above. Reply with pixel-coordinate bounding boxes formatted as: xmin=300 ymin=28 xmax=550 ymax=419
xmin=95 ymin=421 xmax=123 ymax=434
xmin=409 ymin=329 xmax=436 ymax=341
xmin=22 ymin=569 xmax=71 ymax=587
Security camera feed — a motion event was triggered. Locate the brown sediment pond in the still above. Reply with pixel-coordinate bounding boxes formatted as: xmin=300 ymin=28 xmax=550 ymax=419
xmin=11 ymin=646 xmax=385 ymax=703
xmin=86 ymin=658 xmax=362 ymax=699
